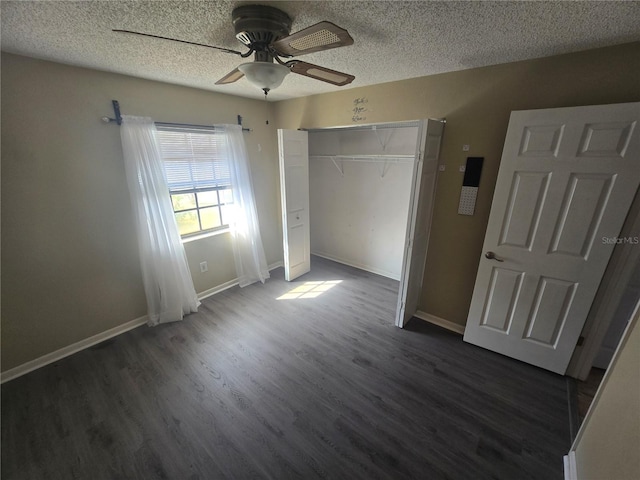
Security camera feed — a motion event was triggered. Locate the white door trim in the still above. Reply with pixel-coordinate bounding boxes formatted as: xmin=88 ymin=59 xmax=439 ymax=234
xmin=566 ymin=188 xmax=640 ymax=379
xmin=563 ymin=451 xmax=578 ymax=480
xmin=565 ymin=299 xmax=640 ymax=477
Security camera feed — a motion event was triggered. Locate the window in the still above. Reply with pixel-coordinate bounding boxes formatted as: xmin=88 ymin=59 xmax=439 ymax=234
xmin=156 ymin=126 xmax=234 ymax=237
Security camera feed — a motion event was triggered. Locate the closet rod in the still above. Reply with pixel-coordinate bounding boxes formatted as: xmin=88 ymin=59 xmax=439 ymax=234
xmin=101 ymin=100 xmax=252 ymax=132
xmin=306 ymin=122 xmax=419 ymax=133
xmin=306 ymin=118 xmax=446 ymax=133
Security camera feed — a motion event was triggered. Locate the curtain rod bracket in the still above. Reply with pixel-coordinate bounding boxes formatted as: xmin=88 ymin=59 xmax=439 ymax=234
xmin=112 ymin=100 xmax=122 ymax=125
xmin=102 ymin=99 xmax=122 ymax=125
xmin=237 ymin=115 xmax=252 ymax=133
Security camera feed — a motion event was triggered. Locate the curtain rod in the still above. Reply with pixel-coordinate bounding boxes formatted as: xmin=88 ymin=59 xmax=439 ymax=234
xmin=101 ymin=100 xmax=252 ymax=132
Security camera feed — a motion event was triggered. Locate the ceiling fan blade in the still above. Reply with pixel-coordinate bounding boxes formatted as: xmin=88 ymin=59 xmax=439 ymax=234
xmin=215 ymin=68 xmax=245 ymax=85
xmin=287 ymin=60 xmax=354 ymax=86
xmin=112 ymin=30 xmax=243 ymax=56
xmin=271 ymin=21 xmax=354 ymax=57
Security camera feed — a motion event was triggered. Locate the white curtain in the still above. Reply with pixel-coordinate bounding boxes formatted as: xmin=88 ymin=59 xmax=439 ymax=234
xmin=222 ymin=124 xmax=270 ymax=287
xmin=120 ymin=116 xmax=200 ymax=325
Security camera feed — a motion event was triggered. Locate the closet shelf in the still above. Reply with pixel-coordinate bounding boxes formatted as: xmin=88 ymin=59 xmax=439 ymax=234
xmin=309 ymin=154 xmax=415 ymax=163
xmin=310 ymin=154 xmax=415 ymax=178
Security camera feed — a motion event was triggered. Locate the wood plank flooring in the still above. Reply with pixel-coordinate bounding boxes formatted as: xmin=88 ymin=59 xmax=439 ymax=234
xmin=1 ymin=256 xmax=570 ymax=479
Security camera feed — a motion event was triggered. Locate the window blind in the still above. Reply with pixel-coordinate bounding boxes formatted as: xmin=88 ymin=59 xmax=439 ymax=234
xmin=156 ymin=127 xmax=231 ymax=191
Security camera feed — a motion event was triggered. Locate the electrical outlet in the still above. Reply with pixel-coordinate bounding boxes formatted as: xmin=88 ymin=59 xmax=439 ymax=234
xmin=200 ymin=261 xmax=208 ymax=273
xmin=462 ymin=144 xmax=470 ymax=151
xmin=438 ymin=165 xmax=446 ymax=171
xmin=459 ymin=165 xmax=466 ymax=172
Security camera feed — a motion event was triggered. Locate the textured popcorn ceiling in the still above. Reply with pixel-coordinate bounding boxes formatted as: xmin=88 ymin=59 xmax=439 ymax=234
xmin=2 ymin=1 xmax=639 ymax=101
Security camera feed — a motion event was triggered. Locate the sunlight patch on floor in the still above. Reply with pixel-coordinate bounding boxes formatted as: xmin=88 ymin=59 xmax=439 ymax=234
xmin=277 ymin=280 xmax=343 ymax=300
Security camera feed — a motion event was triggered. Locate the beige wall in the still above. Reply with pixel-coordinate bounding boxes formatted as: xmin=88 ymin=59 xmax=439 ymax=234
xmin=273 ymin=42 xmax=640 ymax=327
xmin=1 ymin=53 xmax=281 ymax=371
xmin=572 ymin=303 xmax=639 ymax=479
xmin=3 ymin=42 xmax=640 ymax=373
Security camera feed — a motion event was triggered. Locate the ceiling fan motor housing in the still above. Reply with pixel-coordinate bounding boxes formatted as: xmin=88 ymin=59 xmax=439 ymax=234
xmin=232 ymin=5 xmax=292 ymax=49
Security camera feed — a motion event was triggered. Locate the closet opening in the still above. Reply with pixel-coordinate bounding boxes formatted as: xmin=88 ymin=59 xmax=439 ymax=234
xmin=278 ymin=119 xmax=444 ymax=326
xmin=307 ymin=121 xmax=420 ymax=281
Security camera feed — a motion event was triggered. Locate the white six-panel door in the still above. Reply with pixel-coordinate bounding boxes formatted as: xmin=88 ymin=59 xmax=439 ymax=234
xmin=278 ymin=129 xmax=311 ymax=281
xmin=464 ymin=102 xmax=640 ymax=374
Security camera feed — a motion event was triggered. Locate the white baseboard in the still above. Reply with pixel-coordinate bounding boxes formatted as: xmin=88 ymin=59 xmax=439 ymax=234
xmin=197 ymin=261 xmax=283 ymax=301
xmin=563 ymin=452 xmax=578 ymax=480
xmin=0 ymin=315 xmax=148 ymax=384
xmin=269 ymin=261 xmax=284 ymax=270
xmin=1 ymin=261 xmax=285 ymax=384
xmin=414 ymin=310 xmax=466 ymax=335
xmin=197 ymin=278 xmax=241 ymax=301
xmin=311 ymin=251 xmax=400 ymax=280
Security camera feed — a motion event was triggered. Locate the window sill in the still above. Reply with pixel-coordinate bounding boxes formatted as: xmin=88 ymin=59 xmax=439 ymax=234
xmin=181 ymin=228 xmax=230 ymax=244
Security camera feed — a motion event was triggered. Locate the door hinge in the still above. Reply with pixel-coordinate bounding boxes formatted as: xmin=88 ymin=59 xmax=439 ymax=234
xmin=401 ymin=302 xmax=405 ymax=309
xmin=577 ymin=336 xmax=585 ymax=346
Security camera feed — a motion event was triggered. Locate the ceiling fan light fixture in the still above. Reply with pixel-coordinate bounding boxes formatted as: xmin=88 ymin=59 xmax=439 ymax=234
xmin=238 ymin=62 xmax=290 ymax=94
xmin=114 ymin=5 xmax=355 ymax=93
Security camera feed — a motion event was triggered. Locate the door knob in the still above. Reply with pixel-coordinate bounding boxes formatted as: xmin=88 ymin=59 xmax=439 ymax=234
xmin=485 ymin=251 xmax=504 ymax=262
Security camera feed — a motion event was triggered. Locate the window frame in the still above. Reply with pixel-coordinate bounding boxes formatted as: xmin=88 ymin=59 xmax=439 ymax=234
xmin=170 ymin=185 xmax=233 ymax=238
xmin=156 ymin=125 xmax=233 ymax=238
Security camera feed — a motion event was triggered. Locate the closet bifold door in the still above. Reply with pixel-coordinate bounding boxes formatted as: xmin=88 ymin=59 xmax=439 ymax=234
xmin=278 ymin=129 xmax=311 ymax=281
xmin=396 ymin=119 xmax=444 ymax=327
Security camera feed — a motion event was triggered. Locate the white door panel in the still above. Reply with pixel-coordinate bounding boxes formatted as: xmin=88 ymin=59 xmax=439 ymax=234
xmin=288 ymin=224 xmax=306 ymax=267
xmin=396 ymin=119 xmax=444 ymax=327
xmin=278 ymin=130 xmax=310 ymax=281
xmin=464 ymin=102 xmax=640 ymax=374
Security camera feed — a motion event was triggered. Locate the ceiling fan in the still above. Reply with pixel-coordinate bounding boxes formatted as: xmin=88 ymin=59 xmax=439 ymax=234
xmin=114 ymin=4 xmax=355 ymax=95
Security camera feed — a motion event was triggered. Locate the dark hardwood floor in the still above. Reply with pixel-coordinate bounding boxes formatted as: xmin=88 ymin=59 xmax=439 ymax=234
xmin=1 ymin=256 xmax=570 ymax=479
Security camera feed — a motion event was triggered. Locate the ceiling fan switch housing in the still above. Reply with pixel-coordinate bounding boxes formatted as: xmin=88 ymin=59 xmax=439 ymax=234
xmin=232 ymin=5 xmax=292 ymax=46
